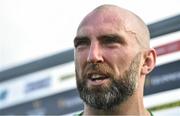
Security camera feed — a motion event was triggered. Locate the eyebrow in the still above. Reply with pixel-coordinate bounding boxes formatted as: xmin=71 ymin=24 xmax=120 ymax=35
xmin=74 ymin=36 xmax=89 ymax=42
xmin=73 ymin=36 xmax=89 ymax=47
xmin=98 ymin=34 xmax=127 ymax=44
xmin=74 ymin=33 xmax=127 ymax=46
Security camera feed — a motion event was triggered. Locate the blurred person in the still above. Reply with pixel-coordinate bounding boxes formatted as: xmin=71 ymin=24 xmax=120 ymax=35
xmin=73 ymin=4 xmax=156 ymax=115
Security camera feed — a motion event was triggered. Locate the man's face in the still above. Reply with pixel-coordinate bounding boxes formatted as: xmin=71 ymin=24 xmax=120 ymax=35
xmin=74 ymin=11 xmax=142 ymax=110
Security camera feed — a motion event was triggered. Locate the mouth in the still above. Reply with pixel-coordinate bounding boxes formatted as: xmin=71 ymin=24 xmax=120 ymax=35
xmin=87 ymin=73 xmax=109 ymax=86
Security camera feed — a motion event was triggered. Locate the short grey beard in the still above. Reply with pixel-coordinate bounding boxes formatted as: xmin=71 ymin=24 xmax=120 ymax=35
xmin=76 ymin=53 xmax=141 ymax=110
xmin=76 ymin=70 xmax=137 ymax=110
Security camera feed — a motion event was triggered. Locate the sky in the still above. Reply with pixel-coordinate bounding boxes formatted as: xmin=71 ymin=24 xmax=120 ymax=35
xmin=0 ymin=0 xmax=179 ymax=71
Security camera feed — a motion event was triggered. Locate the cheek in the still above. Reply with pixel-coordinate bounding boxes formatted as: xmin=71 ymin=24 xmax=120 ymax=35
xmin=74 ymin=50 xmax=88 ymax=74
xmin=115 ymin=57 xmax=130 ymax=76
xmin=104 ymin=49 xmax=131 ymax=75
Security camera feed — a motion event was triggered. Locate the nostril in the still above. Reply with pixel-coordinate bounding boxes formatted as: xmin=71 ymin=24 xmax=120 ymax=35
xmin=87 ymin=51 xmax=104 ymax=63
xmin=87 ymin=58 xmax=104 ymax=64
xmin=97 ymin=60 xmax=103 ymax=63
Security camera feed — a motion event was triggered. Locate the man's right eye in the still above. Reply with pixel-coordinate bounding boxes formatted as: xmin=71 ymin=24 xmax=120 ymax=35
xmin=74 ymin=38 xmax=90 ymax=48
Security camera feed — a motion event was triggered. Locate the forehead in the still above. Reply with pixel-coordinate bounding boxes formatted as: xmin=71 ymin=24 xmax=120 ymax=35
xmin=77 ymin=11 xmax=125 ymax=37
xmin=81 ymin=10 xmax=122 ymax=26
xmin=77 ymin=24 xmax=121 ymax=37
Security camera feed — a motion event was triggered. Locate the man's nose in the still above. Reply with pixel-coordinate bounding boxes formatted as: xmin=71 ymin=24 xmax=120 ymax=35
xmin=87 ymin=42 xmax=104 ymax=63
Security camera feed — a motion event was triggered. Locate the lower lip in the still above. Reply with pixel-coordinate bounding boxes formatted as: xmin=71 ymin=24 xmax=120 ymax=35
xmin=87 ymin=78 xmax=109 ymax=86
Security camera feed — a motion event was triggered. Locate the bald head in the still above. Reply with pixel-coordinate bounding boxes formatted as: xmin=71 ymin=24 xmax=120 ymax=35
xmin=74 ymin=5 xmax=157 ymax=114
xmin=77 ymin=4 xmax=150 ymax=49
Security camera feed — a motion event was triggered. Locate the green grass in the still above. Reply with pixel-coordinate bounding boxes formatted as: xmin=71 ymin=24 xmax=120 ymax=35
xmin=148 ymin=100 xmax=180 ymax=111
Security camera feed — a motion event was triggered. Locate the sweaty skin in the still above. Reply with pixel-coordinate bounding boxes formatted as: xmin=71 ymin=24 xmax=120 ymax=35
xmin=74 ymin=4 xmax=156 ymax=115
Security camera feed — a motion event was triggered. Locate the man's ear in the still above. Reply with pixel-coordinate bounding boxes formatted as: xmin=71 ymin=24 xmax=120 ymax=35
xmin=141 ymin=48 xmax=157 ymax=75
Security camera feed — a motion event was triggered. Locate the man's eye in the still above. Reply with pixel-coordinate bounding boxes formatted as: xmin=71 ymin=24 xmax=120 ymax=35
xmin=74 ymin=40 xmax=89 ymax=48
xmin=102 ymin=36 xmax=121 ymax=44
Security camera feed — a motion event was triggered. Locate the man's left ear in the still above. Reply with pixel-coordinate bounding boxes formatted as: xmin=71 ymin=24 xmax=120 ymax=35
xmin=141 ymin=48 xmax=157 ymax=75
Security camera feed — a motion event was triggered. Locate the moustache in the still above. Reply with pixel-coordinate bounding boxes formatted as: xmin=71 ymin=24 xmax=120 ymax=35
xmin=82 ymin=63 xmax=115 ymax=79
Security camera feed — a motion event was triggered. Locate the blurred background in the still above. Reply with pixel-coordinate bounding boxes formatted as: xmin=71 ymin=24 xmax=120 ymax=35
xmin=0 ymin=0 xmax=180 ymax=115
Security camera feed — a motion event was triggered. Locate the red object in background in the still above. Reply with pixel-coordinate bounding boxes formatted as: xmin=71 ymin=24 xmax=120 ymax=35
xmin=155 ymin=39 xmax=180 ymax=56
